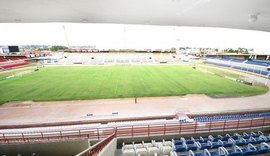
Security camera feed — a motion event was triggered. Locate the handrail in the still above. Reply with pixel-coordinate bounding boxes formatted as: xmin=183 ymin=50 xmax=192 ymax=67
xmin=0 ymin=117 xmax=269 ymax=144
xmin=76 ymin=132 xmax=116 ymax=156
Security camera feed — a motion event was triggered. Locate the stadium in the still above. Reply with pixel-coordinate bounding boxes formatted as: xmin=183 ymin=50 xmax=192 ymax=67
xmin=1 ymin=0 xmax=270 ymax=156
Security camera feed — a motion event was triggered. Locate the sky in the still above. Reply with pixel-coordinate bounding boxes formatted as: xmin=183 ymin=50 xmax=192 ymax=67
xmin=0 ymin=23 xmax=270 ymax=53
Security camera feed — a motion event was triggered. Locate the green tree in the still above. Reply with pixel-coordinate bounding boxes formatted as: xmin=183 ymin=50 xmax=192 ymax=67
xmin=50 ymin=45 xmax=68 ymax=52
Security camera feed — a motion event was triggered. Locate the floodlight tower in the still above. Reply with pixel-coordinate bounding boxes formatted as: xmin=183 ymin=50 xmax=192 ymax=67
xmin=172 ymin=26 xmax=182 ymax=61
xmin=62 ymin=25 xmax=70 ymax=48
xmin=123 ymin=25 xmax=127 ymax=49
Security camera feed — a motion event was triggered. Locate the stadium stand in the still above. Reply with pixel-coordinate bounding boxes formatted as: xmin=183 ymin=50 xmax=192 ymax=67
xmin=153 ymin=53 xmax=164 ymax=63
xmin=245 ymin=60 xmax=270 ymax=67
xmin=205 ymin=56 xmax=270 ymax=67
xmin=192 ymin=112 xmax=270 ymax=122
xmin=178 ymin=112 xmax=270 ymax=123
xmin=204 ymin=57 xmax=270 ymax=76
xmin=163 ymin=53 xmax=175 ymax=63
xmin=0 ymin=58 xmax=7 ymax=62
xmin=0 ymin=56 xmax=29 ymax=69
xmin=0 ymin=62 xmax=29 ymax=69
xmin=1 ymin=111 xmax=270 ymax=155
xmin=219 ymin=57 xmax=242 ymax=63
xmin=51 ymin=52 xmax=178 ymax=65
xmin=121 ymin=131 xmax=270 ymax=156
xmin=6 ymin=56 xmax=27 ymax=61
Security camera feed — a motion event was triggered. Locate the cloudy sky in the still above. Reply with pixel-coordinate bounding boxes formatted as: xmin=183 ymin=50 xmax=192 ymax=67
xmin=0 ymin=23 xmax=270 ymax=53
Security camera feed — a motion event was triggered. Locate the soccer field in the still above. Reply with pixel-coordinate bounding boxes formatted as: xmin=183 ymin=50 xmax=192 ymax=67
xmin=0 ymin=65 xmax=267 ymax=104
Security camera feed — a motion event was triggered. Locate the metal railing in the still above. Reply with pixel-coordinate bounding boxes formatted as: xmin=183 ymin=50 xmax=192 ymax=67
xmin=76 ymin=132 xmax=116 ymax=156
xmin=1 ymin=117 xmax=270 ymax=144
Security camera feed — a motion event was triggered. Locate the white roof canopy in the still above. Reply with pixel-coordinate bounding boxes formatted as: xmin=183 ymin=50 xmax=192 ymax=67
xmin=0 ymin=0 xmax=269 ymax=32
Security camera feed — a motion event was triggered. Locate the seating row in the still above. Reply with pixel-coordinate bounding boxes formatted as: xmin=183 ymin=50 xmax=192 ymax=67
xmin=0 ymin=62 xmax=29 ymax=69
xmin=245 ymin=60 xmax=270 ymax=67
xmin=206 ymin=56 xmax=270 ymax=67
xmin=193 ymin=112 xmax=270 ymax=122
xmin=221 ymin=58 xmax=244 ymax=63
xmin=122 ymin=139 xmax=173 ymax=156
xmin=173 ymin=135 xmax=269 ymax=152
xmin=173 ymin=132 xmax=264 ymax=144
xmin=122 ymin=132 xmax=267 ymax=156
xmin=204 ymin=60 xmax=270 ymax=76
xmin=171 ymin=142 xmax=270 ymax=156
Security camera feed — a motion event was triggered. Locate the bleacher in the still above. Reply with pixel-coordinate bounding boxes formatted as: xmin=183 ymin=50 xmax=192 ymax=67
xmin=204 ymin=58 xmax=270 ymax=76
xmin=122 ymin=139 xmax=173 ymax=156
xmin=121 ymin=131 xmax=270 ymax=156
xmin=203 ymin=60 xmax=231 ymax=68
xmin=245 ymin=60 xmax=270 ymax=67
xmin=205 ymin=56 xmax=270 ymax=67
xmin=163 ymin=53 xmax=175 ymax=63
xmin=0 ymin=62 xmax=29 ymax=69
xmin=8 ymin=56 xmax=26 ymax=61
xmin=220 ymin=57 xmax=245 ymax=63
xmin=153 ymin=53 xmax=164 ymax=63
xmin=192 ymin=112 xmax=270 ymax=122
xmin=0 ymin=58 xmax=7 ymax=62
xmin=51 ymin=52 xmax=178 ymax=65
xmin=104 ymin=53 xmax=116 ymax=63
xmin=0 ymin=56 xmax=29 ymax=69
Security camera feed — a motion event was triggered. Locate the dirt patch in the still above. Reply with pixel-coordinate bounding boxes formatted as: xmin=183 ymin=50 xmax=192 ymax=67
xmin=1 ymin=101 xmax=34 ymax=107
xmin=0 ymin=92 xmax=269 ymax=127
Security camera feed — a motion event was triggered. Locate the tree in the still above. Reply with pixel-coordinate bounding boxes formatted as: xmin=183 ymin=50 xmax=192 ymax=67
xmin=50 ymin=45 xmax=68 ymax=52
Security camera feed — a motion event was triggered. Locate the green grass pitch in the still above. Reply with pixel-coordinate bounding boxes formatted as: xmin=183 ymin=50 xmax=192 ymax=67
xmin=0 ymin=65 xmax=267 ymax=104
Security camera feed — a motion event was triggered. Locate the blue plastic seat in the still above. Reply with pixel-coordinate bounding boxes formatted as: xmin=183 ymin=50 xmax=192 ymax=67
xmin=209 ymin=135 xmax=222 ymax=142
xmin=247 ymin=137 xmax=256 ymax=144
xmin=266 ymin=135 xmax=270 ymax=142
xmin=250 ymin=131 xmax=262 ymax=138
xmin=187 ymin=143 xmax=198 ymax=151
xmin=235 ymin=138 xmax=247 ymax=146
xmin=198 ymin=137 xmax=208 ymax=143
xmin=210 ymin=147 xmax=228 ymax=156
xmin=175 ymin=144 xmax=187 ymax=152
xmin=194 ymin=153 xmax=204 ymax=156
xmin=222 ymin=138 xmax=234 ymax=147
xmin=232 ymin=133 xmax=241 ymax=140
xmin=243 ymin=132 xmax=251 ymax=139
xmin=193 ymin=137 xmax=201 ymax=142
xmin=256 ymin=142 xmax=270 ymax=154
xmin=197 ymin=141 xmax=212 ymax=150
xmin=181 ymin=137 xmax=195 ymax=145
xmin=221 ymin=136 xmax=230 ymax=141
xmin=190 ymin=149 xmax=211 ymax=156
xmin=186 ymin=139 xmax=195 ymax=144
xmin=241 ymin=143 xmax=257 ymax=156
xmin=256 ymin=135 xmax=268 ymax=144
xmin=209 ymin=151 xmax=219 ymax=156
xmin=211 ymin=140 xmax=223 ymax=149
xmin=178 ymin=154 xmax=188 ymax=156
xmin=228 ymin=152 xmax=242 ymax=156
xmin=174 ymin=139 xmax=184 ymax=145
xmin=227 ymin=145 xmax=243 ymax=156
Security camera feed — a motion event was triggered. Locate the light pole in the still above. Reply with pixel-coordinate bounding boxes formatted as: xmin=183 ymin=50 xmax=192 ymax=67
xmin=62 ymin=25 xmax=70 ymax=48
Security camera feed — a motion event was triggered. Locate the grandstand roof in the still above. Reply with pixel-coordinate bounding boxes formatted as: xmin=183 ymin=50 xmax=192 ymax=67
xmin=0 ymin=0 xmax=269 ymax=32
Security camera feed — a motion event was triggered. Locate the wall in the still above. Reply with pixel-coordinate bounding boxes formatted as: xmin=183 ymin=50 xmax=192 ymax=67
xmin=98 ymin=138 xmax=117 ymax=156
xmin=0 ymin=140 xmax=89 ymax=156
xmin=76 ymin=138 xmax=117 ymax=156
